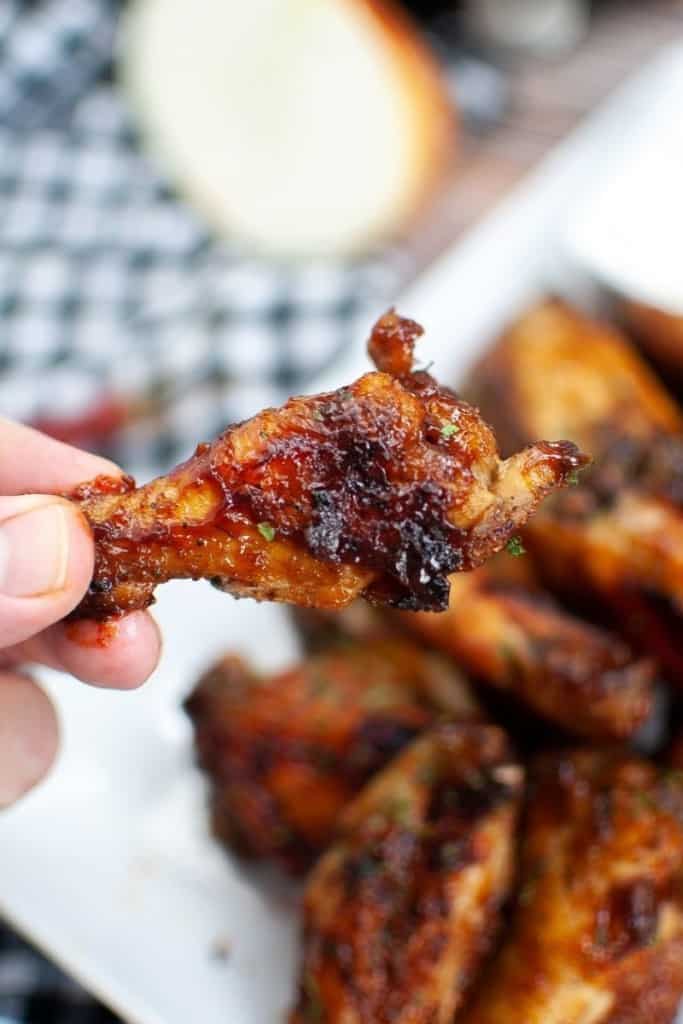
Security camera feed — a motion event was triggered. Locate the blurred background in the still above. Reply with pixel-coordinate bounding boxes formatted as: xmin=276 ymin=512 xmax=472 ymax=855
xmin=1 ymin=0 xmax=682 ymax=1020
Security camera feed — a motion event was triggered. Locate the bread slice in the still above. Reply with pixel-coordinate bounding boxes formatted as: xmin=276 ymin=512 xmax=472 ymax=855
xmin=120 ymin=0 xmax=454 ymax=257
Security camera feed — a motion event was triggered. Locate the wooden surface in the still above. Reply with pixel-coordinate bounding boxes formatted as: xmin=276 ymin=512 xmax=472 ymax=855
xmin=406 ymin=0 xmax=683 ymax=276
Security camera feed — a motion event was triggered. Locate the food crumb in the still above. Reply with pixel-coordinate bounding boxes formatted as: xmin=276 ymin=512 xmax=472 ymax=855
xmin=210 ymin=936 xmax=233 ymax=963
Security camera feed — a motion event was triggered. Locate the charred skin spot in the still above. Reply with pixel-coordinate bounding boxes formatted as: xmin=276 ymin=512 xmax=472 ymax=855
xmin=594 ymin=879 xmax=659 ymax=958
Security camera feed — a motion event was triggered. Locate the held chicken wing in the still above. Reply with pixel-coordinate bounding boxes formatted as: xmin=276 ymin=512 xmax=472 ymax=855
xmin=69 ymin=311 xmax=586 ymax=619
xmin=460 ymin=748 xmax=683 ymax=1024
xmin=185 ymin=642 xmax=479 ymax=873
xmin=292 ymin=556 xmax=655 ymax=741
xmin=470 ymin=298 xmax=683 ymax=681
xmin=289 ymin=723 xmax=523 ymax=1024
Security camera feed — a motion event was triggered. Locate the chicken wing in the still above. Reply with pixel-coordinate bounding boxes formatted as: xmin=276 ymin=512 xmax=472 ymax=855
xmin=292 ymin=555 xmax=655 ymax=741
xmin=289 ymin=723 xmax=523 ymax=1023
xmin=185 ymin=642 xmax=479 ymax=873
xmin=459 ymin=748 xmax=683 ymax=1024
xmin=69 ymin=311 xmax=586 ymax=619
xmin=401 ymin=563 xmax=655 ymax=741
xmin=470 ymin=298 xmax=683 ymax=681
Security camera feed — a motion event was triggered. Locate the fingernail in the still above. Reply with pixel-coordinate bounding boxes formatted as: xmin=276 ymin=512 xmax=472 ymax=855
xmin=0 ymin=502 xmax=70 ymax=598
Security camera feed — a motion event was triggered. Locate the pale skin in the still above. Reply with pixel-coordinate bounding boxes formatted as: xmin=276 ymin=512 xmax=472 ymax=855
xmin=0 ymin=417 xmax=161 ymax=809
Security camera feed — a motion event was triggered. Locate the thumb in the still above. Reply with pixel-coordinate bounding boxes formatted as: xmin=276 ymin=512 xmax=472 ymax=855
xmin=0 ymin=496 xmax=94 ymax=648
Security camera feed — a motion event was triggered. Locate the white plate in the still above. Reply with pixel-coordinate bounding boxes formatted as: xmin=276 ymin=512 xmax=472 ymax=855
xmin=2 ymin=40 xmax=683 ymax=1024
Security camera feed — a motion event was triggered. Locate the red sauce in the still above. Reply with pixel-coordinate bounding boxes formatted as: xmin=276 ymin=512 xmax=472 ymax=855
xmin=64 ymin=617 xmax=121 ymax=649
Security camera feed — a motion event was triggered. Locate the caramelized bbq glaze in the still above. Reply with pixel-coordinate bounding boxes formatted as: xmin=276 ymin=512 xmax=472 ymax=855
xmin=289 ymin=722 xmax=523 ymax=1024
xmin=69 ymin=311 xmax=586 ymax=619
xmin=185 ymin=642 xmax=479 ymax=873
xmin=460 ymin=749 xmax=683 ymax=1024
xmin=470 ymin=299 xmax=683 ymax=684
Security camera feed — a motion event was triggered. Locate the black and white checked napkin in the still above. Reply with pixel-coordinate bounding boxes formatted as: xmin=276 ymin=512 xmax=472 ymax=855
xmin=0 ymin=0 xmax=398 ymax=478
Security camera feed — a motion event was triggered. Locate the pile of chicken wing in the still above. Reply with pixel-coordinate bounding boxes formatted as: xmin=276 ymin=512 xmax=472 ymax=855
xmin=185 ymin=301 xmax=683 ymax=1023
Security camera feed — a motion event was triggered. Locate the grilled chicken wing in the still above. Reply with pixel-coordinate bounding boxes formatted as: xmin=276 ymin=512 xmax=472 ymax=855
xmin=470 ymin=299 xmax=683 ymax=681
xmin=459 ymin=749 xmax=683 ymax=1024
xmin=292 ymin=555 xmax=654 ymax=741
xmin=289 ymin=723 xmax=523 ymax=1024
xmin=402 ymin=562 xmax=655 ymax=741
xmin=70 ymin=311 xmax=586 ymax=619
xmin=185 ymin=643 xmax=479 ymax=873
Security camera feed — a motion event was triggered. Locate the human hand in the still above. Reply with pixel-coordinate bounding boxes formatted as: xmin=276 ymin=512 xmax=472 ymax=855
xmin=0 ymin=417 xmax=161 ymax=808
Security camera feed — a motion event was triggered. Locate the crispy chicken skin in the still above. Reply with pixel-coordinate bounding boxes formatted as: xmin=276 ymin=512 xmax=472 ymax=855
xmin=185 ymin=643 xmax=479 ymax=873
xmin=470 ymin=299 xmax=683 ymax=681
xmin=292 ymin=556 xmax=655 ymax=741
xmin=401 ymin=564 xmax=655 ymax=741
xmin=460 ymin=749 xmax=683 ymax=1024
xmin=289 ymin=723 xmax=523 ymax=1024
xmin=69 ymin=311 xmax=586 ymax=619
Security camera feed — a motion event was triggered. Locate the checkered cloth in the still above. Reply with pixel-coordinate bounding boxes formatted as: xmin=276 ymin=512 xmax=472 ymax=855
xmin=0 ymin=0 xmax=398 ymax=479
xmin=0 ymin=929 xmax=117 ymax=1024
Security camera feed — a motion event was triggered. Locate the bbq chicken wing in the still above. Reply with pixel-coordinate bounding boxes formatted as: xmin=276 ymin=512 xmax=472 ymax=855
xmin=470 ymin=299 xmax=683 ymax=681
xmin=70 ymin=311 xmax=586 ymax=619
xmin=185 ymin=642 xmax=479 ymax=873
xmin=292 ymin=555 xmax=655 ymax=741
xmin=289 ymin=723 xmax=523 ymax=1024
xmin=401 ymin=561 xmax=655 ymax=741
xmin=459 ymin=749 xmax=683 ymax=1024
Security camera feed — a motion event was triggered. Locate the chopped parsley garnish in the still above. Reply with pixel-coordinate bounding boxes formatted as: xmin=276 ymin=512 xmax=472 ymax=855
xmin=634 ymin=790 xmax=656 ymax=812
xmin=440 ymin=422 xmax=459 ymax=439
xmin=440 ymin=840 xmax=464 ymax=869
xmin=506 ymin=536 xmax=526 ymax=558
xmin=567 ymin=469 xmax=581 ymax=485
xmin=257 ymin=522 xmax=276 ymax=542
xmin=362 ymin=682 xmax=397 ymax=709
xmin=386 ymin=796 xmax=414 ymax=825
xmin=418 ymin=763 xmax=437 ymax=785
xmin=304 ymin=973 xmax=325 ymax=1023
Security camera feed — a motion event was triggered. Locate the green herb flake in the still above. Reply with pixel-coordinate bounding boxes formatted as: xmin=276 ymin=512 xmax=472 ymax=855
xmin=518 ymin=879 xmax=537 ymax=906
xmin=387 ymin=796 xmax=414 ymax=825
xmin=439 ymin=840 xmax=464 ymax=870
xmin=634 ymin=790 xmax=656 ymax=812
xmin=440 ymin=422 xmax=459 ymax=439
xmin=309 ymin=673 xmax=334 ymax=699
xmin=257 ymin=522 xmax=276 ymax=542
xmin=418 ymin=763 xmax=437 ymax=785
xmin=304 ymin=973 xmax=325 ymax=1024
xmin=506 ymin=536 xmax=526 ymax=558
xmin=593 ymin=910 xmax=610 ymax=949
xmin=362 ymin=682 xmax=398 ymax=709
xmin=567 ymin=469 xmax=581 ymax=485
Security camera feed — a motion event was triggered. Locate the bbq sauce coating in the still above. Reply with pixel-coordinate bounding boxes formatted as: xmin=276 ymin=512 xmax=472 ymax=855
xmin=185 ymin=642 xmax=479 ymax=874
xmin=70 ymin=311 xmax=587 ymax=619
xmin=460 ymin=749 xmax=683 ymax=1024
xmin=290 ymin=723 xmax=523 ymax=1024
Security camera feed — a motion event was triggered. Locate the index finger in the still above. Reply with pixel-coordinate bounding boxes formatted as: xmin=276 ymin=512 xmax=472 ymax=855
xmin=0 ymin=417 xmax=121 ymax=495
